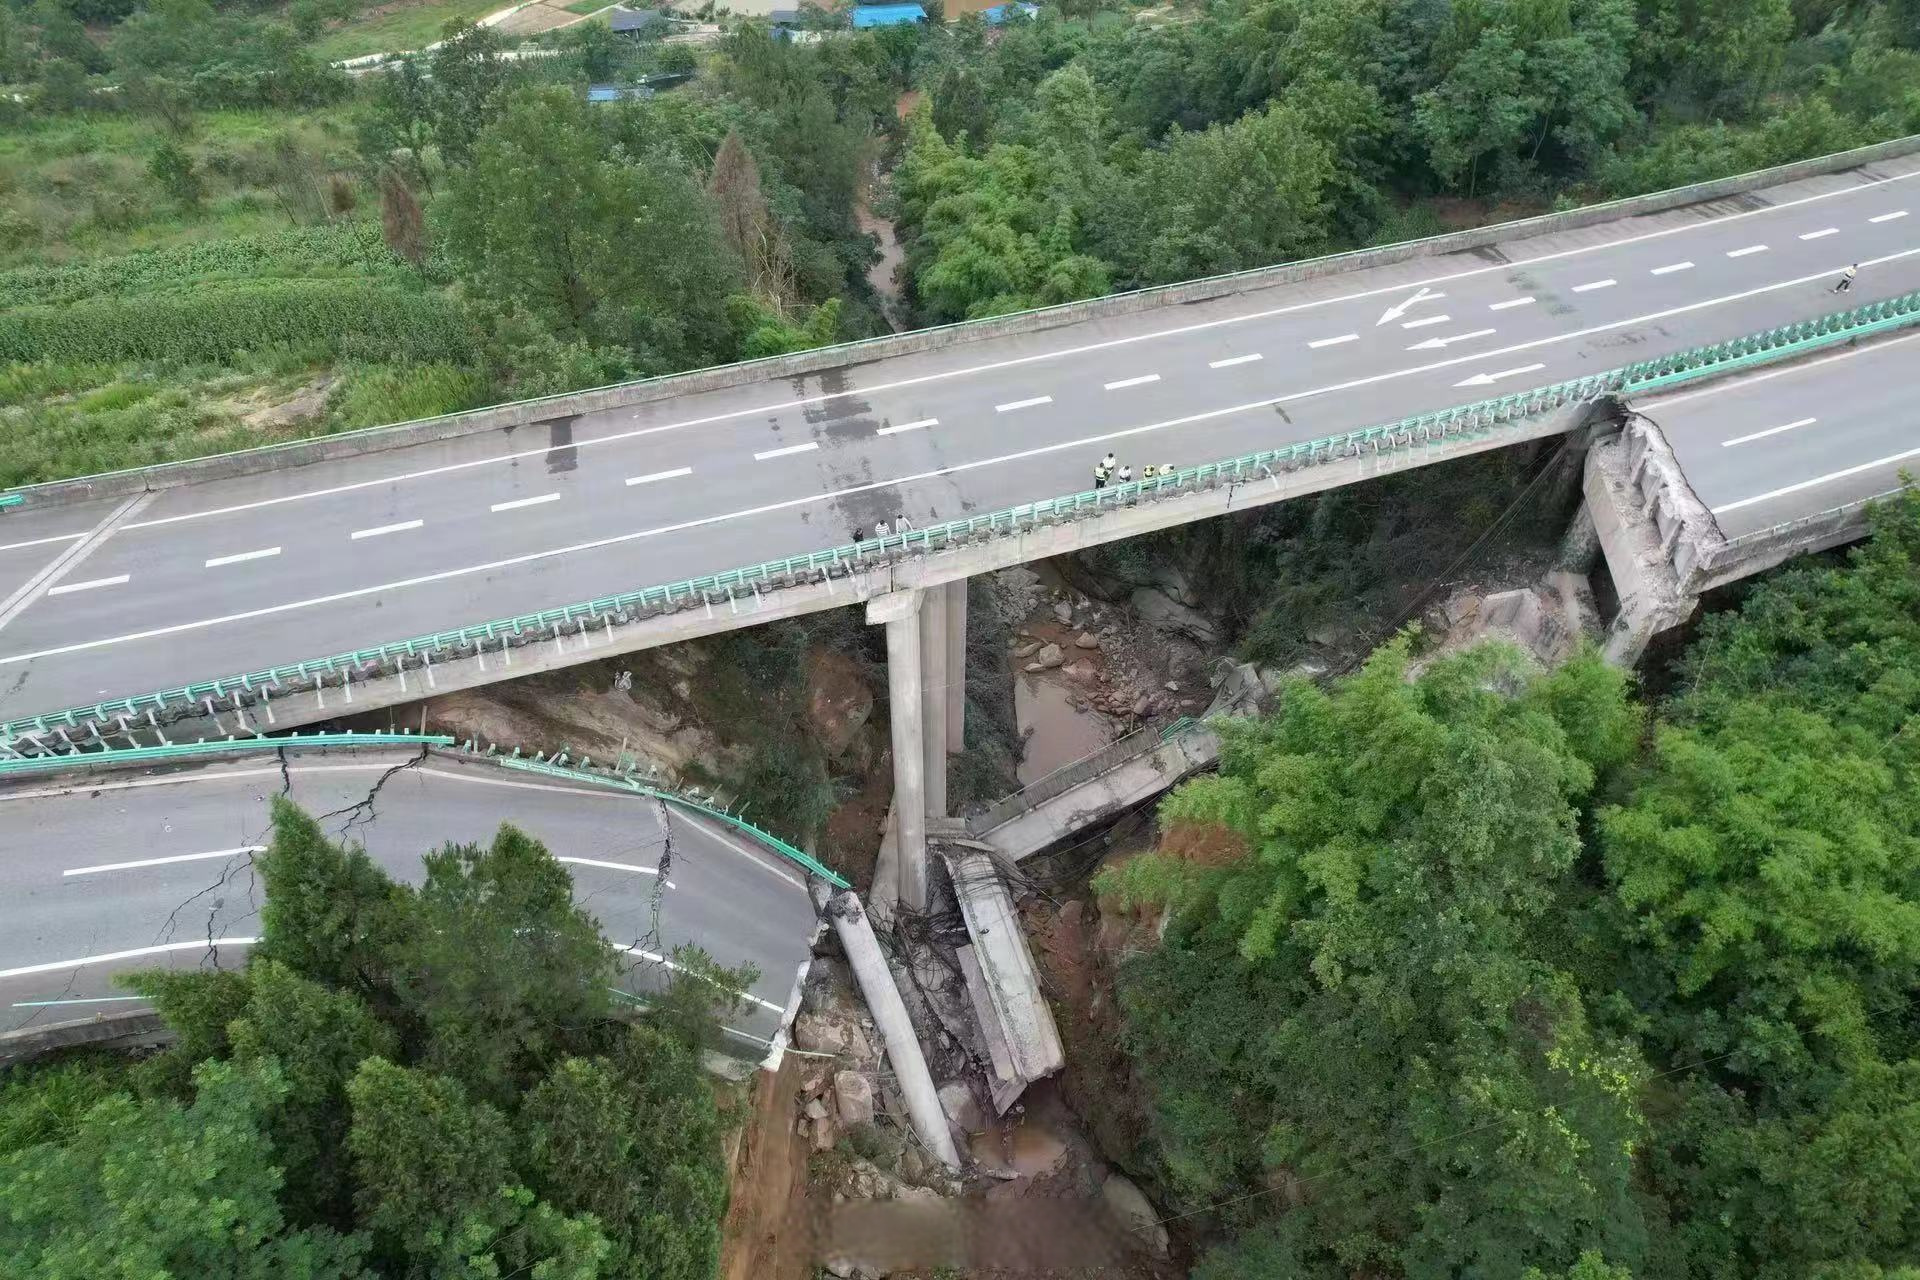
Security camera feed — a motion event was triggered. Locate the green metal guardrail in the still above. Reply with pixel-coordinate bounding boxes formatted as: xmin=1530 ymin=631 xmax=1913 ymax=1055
xmin=0 ymin=730 xmax=452 ymax=775
xmin=0 ymin=733 xmax=847 ymax=888
xmin=5 ymin=289 xmax=1918 ymax=751
xmin=492 ymin=756 xmax=849 ymax=889
xmin=0 ymin=494 xmax=21 ymax=510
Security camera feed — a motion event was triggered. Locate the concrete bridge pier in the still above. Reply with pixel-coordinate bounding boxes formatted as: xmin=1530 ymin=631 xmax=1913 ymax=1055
xmin=869 ymin=582 xmax=969 ymax=912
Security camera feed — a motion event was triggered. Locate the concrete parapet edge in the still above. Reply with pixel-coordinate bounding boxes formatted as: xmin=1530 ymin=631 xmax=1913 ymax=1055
xmin=5 ymin=134 xmax=1916 ymax=509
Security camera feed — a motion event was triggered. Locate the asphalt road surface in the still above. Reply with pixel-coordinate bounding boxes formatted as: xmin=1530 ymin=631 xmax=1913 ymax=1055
xmin=2 ymin=154 xmax=1917 ymax=723
xmin=1633 ymin=329 xmax=1920 ymax=540
xmin=0 ymin=748 xmax=820 ymax=1048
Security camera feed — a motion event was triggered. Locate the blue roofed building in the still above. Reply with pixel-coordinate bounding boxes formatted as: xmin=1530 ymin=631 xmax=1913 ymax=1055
xmin=979 ymin=2 xmax=1039 ymax=21
xmin=850 ymin=3 xmax=926 ymax=27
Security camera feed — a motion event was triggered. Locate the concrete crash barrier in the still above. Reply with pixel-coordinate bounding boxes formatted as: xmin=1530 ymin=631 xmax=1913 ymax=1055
xmin=2 ymin=133 xmax=1916 ymax=512
xmin=7 ymin=289 xmax=1917 ymax=759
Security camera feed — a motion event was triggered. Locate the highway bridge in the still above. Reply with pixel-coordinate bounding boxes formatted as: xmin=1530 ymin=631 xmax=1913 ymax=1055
xmin=0 ymin=739 xmax=823 ymax=1054
xmin=2 ymin=139 xmax=1918 ymax=910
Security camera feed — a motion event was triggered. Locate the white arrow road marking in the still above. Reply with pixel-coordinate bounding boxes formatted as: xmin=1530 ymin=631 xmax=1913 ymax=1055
xmin=1408 ymin=328 xmax=1496 ymax=351
xmin=1377 ymin=286 xmax=1443 ymax=326
xmin=1455 ymin=363 xmax=1546 ymax=388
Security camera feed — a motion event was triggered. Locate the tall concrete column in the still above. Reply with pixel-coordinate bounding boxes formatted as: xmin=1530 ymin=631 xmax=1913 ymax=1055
xmin=868 ymin=589 xmax=928 ymax=912
xmin=944 ymin=579 xmax=968 ymax=753
xmin=920 ymin=585 xmax=949 ymax=820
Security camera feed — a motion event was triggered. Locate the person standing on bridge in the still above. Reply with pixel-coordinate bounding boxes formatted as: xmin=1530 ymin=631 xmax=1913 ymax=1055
xmin=1093 ymin=462 xmax=1111 ymax=489
xmin=873 ymin=518 xmax=891 ymax=538
xmin=1116 ymin=464 xmax=1134 ymax=485
xmin=1833 ymin=263 xmax=1858 ymax=293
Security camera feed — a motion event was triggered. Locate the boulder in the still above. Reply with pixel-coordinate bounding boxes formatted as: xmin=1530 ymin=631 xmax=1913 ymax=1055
xmin=1074 ymin=631 xmax=1101 ymax=649
xmin=1061 ymin=660 xmax=1097 ymax=683
xmin=806 ymin=649 xmax=875 ymax=761
xmin=1052 ymin=601 xmax=1074 ymax=624
xmin=1011 ymin=640 xmax=1042 ymax=660
xmin=937 ymin=1080 xmax=984 ymax=1135
xmin=1101 ymin=1174 xmax=1170 ymax=1258
xmin=1034 ymin=643 xmax=1065 ymax=669
xmin=805 ymin=1097 xmax=831 ymax=1122
xmin=834 ymin=1070 xmax=876 ymax=1127
xmin=1130 ymin=585 xmax=1218 ymax=644
xmin=794 ymin=1011 xmax=875 ymax=1064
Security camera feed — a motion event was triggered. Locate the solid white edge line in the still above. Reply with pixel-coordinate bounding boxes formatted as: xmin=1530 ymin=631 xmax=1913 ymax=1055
xmin=64 ymin=845 xmax=265 ymax=877
xmin=752 ymin=441 xmax=819 ymax=460
xmin=45 ymin=574 xmax=129 ymax=596
xmin=0 ymin=531 xmax=86 ymax=554
xmin=1208 ymin=354 xmax=1262 ymax=368
xmin=1721 ymin=417 xmax=1819 ymax=447
xmin=1712 ymin=443 xmax=1920 ymax=515
xmin=625 ymin=467 xmax=693 ymax=486
xmin=203 ymin=547 xmax=280 ymax=569
xmin=0 ymin=938 xmax=258 ymax=981
xmin=1800 ymin=228 xmax=1839 ymax=240
xmin=1651 ymin=262 xmax=1694 ymax=275
xmin=876 ymin=418 xmax=937 ymax=435
xmin=1727 ymin=245 xmax=1769 ymax=257
xmin=350 ymin=519 xmax=424 ymax=540
xmin=995 ymin=395 xmax=1053 ymax=411
xmin=12 ymin=248 xmax=1920 ymax=670
xmin=556 ymin=855 xmax=663 ymax=878
xmin=12 ymin=996 xmax=150 ymax=1007
xmin=613 ymin=943 xmax=784 ymax=1011
xmin=1871 ymin=211 xmax=1909 ymax=223
xmin=1400 ymin=315 xmax=1451 ymax=329
xmin=490 ymin=492 xmax=561 ymax=512
xmin=1572 ymin=279 xmax=1616 ymax=292
xmin=0 ymin=762 xmax=403 ymax=804
xmin=1308 ymin=334 xmax=1359 ymax=348
xmin=1489 ymin=297 xmax=1535 ymax=310
xmin=1103 ymin=375 xmax=1161 ymax=390
xmin=106 ymin=163 xmax=1920 ymax=535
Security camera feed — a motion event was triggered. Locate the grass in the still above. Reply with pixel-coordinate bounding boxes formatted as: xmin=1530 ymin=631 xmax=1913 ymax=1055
xmin=311 ymin=0 xmax=518 ymax=60
xmin=0 ymin=356 xmax=488 ymax=489
xmin=0 ymin=107 xmax=362 ymax=269
xmin=561 ymin=0 xmax=609 ymax=13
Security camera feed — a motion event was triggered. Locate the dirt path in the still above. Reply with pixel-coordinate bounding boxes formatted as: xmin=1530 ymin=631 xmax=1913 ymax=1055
xmin=720 ymin=1059 xmax=815 ymax=1280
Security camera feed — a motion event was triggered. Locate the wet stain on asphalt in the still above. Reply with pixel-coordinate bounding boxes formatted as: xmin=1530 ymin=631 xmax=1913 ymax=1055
xmin=544 ymin=416 xmax=578 ymax=474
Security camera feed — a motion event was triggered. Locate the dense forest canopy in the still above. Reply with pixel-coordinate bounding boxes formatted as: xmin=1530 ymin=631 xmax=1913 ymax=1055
xmin=1101 ymin=489 xmax=1920 ymax=1279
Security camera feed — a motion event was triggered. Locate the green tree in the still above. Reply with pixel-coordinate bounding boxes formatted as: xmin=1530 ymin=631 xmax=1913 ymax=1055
xmin=147 ymin=140 xmax=203 ymax=209
xmin=344 ymin=1056 xmax=515 ymax=1260
xmin=440 ymin=87 xmax=743 ymax=368
xmin=427 ymin=20 xmax=515 ymax=169
xmin=254 ymin=795 xmax=411 ymax=997
xmin=522 ymin=1029 xmax=730 ymax=1280
xmin=356 ymin=58 xmax=436 ymax=189
xmin=0 ymin=1059 xmax=368 ymax=1279
xmin=395 ymin=822 xmax=618 ymax=1103
xmin=1105 ymin=641 xmax=1648 ymax=1278
xmin=228 ymin=960 xmax=398 ymax=1222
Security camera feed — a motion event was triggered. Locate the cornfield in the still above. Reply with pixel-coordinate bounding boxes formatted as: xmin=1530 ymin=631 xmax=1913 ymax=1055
xmin=0 ymin=280 xmax=474 ymax=366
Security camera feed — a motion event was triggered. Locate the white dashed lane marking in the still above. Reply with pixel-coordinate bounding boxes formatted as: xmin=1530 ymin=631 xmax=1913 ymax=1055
xmin=45 ymin=574 xmax=128 ymax=597
xmin=490 ymin=492 xmax=562 ymax=511
xmin=203 ymin=547 xmax=279 ymax=569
